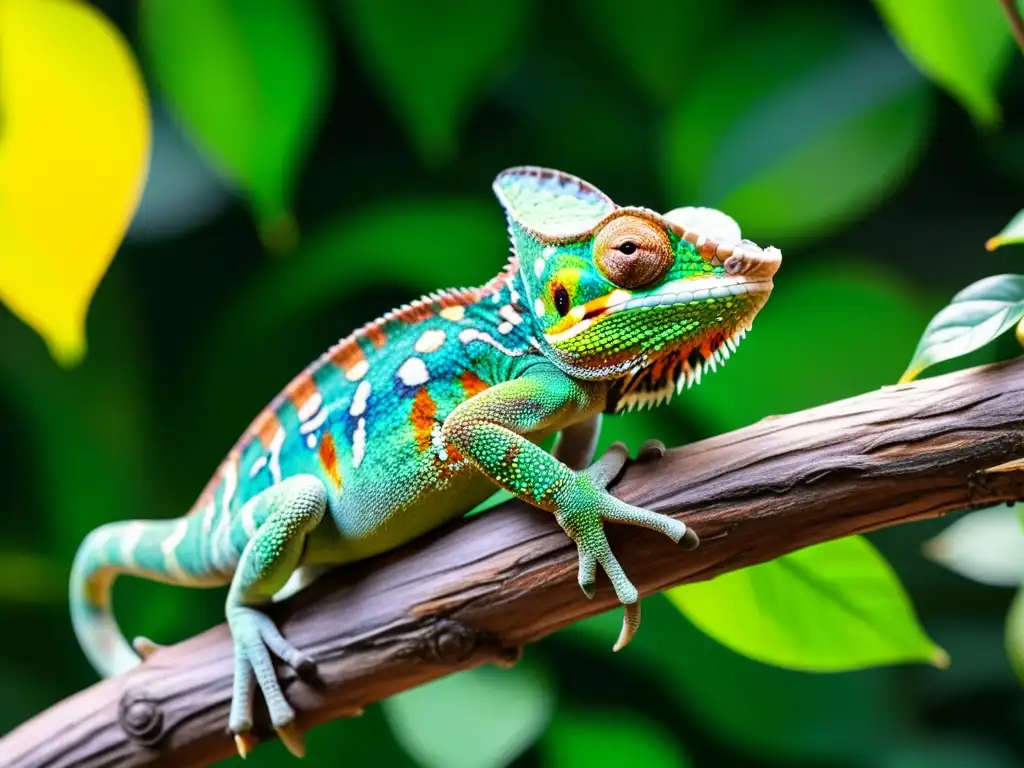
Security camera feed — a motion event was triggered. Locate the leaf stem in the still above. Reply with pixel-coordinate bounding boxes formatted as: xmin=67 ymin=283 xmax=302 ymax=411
xmin=998 ymin=0 xmax=1024 ymax=58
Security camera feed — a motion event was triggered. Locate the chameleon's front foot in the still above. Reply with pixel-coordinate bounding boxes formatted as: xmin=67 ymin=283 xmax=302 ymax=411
xmin=556 ymin=442 xmax=699 ymax=652
xmin=228 ymin=606 xmax=315 ymax=759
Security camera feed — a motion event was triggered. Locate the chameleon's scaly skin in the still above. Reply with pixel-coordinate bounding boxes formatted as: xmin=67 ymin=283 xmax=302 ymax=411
xmin=70 ymin=167 xmax=781 ymax=757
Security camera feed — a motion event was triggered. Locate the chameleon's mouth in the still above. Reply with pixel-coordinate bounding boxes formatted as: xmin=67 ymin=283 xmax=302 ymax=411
xmin=543 ymin=274 xmax=773 ymax=345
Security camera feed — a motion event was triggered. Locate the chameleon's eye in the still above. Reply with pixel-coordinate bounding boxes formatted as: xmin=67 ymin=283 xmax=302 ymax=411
xmin=553 ymin=284 xmax=571 ymax=316
xmin=594 ymin=216 xmax=673 ymax=289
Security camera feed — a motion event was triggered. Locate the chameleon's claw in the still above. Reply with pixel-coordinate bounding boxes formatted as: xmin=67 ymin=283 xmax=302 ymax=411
xmin=580 ymin=580 xmax=596 ymax=599
xmin=680 ymin=527 xmax=700 ymax=550
xmin=276 ymin=722 xmax=307 ymax=758
xmin=612 ymin=601 xmax=641 ymax=652
xmin=235 ymin=732 xmax=258 ymax=760
xmin=637 ymin=439 xmax=666 ymax=462
xmin=131 ymin=635 xmax=163 ymax=660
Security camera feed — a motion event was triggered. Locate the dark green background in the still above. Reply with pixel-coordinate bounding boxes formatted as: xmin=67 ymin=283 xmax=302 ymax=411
xmin=3 ymin=0 xmax=1024 ymax=766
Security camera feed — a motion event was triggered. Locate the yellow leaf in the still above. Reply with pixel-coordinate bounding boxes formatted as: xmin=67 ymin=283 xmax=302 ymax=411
xmin=0 ymin=0 xmax=150 ymax=365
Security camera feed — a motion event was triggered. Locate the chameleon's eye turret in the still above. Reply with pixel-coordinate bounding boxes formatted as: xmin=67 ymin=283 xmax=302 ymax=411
xmin=593 ymin=216 xmax=673 ymax=289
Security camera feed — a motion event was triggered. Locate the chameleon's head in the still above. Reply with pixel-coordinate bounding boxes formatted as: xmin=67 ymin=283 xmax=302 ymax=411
xmin=494 ymin=167 xmax=781 ymax=411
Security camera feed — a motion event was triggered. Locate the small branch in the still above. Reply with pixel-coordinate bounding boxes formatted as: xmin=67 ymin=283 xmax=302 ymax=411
xmin=998 ymin=0 xmax=1024 ymax=58
xmin=4 ymin=358 xmax=1024 ymax=768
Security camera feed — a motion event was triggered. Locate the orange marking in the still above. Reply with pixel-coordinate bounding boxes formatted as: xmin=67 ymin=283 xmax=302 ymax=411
xmin=410 ymin=388 xmax=437 ymax=452
xmin=251 ymin=409 xmax=282 ymax=449
xmin=366 ymin=324 xmax=387 ymax=349
xmin=318 ymin=433 xmax=342 ymax=489
xmin=285 ymin=372 xmax=318 ymax=412
xmin=330 ymin=340 xmax=366 ymax=376
xmin=460 ymin=371 xmax=490 ymax=399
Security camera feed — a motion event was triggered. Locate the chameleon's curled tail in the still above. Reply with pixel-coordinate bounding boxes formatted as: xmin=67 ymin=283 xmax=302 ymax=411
xmin=70 ymin=517 xmax=224 ymax=678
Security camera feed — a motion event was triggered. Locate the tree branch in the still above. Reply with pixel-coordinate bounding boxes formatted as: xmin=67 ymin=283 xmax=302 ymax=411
xmin=5 ymin=358 xmax=1024 ymax=768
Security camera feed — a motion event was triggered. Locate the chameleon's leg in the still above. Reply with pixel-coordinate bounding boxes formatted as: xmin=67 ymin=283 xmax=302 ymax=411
xmin=442 ymin=364 xmax=697 ymax=651
xmin=552 ymin=413 xmax=602 ymax=470
xmin=225 ymin=474 xmax=327 ymax=759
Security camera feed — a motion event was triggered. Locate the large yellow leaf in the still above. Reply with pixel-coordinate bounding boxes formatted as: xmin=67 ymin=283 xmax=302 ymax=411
xmin=0 ymin=0 xmax=150 ymax=364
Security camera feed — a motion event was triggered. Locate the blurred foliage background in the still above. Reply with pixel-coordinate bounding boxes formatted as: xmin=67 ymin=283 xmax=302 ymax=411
xmin=3 ymin=0 xmax=1024 ymax=766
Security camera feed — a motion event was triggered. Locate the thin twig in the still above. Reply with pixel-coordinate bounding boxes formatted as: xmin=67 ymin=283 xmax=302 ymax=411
xmin=2 ymin=358 xmax=1024 ymax=768
xmin=998 ymin=0 xmax=1024 ymax=58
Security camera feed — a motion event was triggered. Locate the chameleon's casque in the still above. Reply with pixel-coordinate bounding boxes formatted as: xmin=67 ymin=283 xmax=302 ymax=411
xmin=69 ymin=167 xmax=780 ymax=758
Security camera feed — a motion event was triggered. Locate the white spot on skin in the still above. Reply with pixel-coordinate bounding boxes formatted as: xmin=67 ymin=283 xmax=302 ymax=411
xmin=534 ymin=298 xmax=546 ymax=317
xmin=352 ymin=417 xmax=367 ymax=468
xmin=543 ymin=246 xmax=557 ymax=258
xmin=350 ymin=379 xmax=372 ymax=416
xmin=297 ymin=392 xmax=322 ymax=422
xmin=498 ymin=321 xmax=514 ymax=335
xmin=491 ymin=293 xmax=501 ymax=304
xmin=202 ymin=501 xmax=217 ymax=534
xmin=248 ymin=456 xmax=267 ymax=479
xmin=397 ymin=357 xmax=429 ymax=386
xmin=499 ymin=305 xmax=523 ymax=325
xmin=120 ymin=522 xmax=144 ymax=569
xmin=241 ymin=499 xmax=258 ymax=539
xmin=569 ymin=305 xmax=586 ymax=320
xmin=440 ymin=305 xmax=465 ymax=321
xmin=458 ymin=328 xmax=528 ymax=357
xmin=414 ymin=329 xmax=446 ymax=353
xmin=534 ymin=257 xmax=545 ymax=278
xmin=305 ymin=433 xmax=317 ymax=449
xmin=221 ymin=458 xmax=238 ymax=532
xmin=509 ymin=286 xmax=520 ymax=304
xmin=162 ymin=518 xmax=189 ymax=579
xmin=345 ymin=360 xmax=369 ymax=382
xmin=299 ymin=408 xmax=328 ymax=435
xmin=269 ymin=428 xmax=286 ymax=484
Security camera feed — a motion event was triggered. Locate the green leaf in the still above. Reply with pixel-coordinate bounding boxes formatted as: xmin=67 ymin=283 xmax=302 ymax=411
xmin=663 ymin=17 xmax=932 ymax=243
xmin=583 ymin=0 xmax=731 ymax=104
xmin=562 ymin=596 xmax=901 ymax=763
xmin=900 ymin=274 xmax=1024 ymax=383
xmin=540 ymin=708 xmax=690 ymax=768
xmin=381 ymin=664 xmax=554 ymax=768
xmin=334 ymin=0 xmax=527 ymax=164
xmin=924 ymin=507 xmax=1024 ymax=587
xmin=139 ymin=0 xmax=331 ymax=248
xmin=1005 ymin=586 xmax=1024 ymax=686
xmin=986 ymin=209 xmax=1024 ymax=250
xmin=666 ymin=536 xmax=946 ymax=672
xmin=873 ymin=0 xmax=1012 ymax=125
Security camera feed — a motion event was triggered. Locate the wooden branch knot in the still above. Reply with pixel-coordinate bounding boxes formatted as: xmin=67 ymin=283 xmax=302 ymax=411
xmin=424 ymin=619 xmax=480 ymax=664
xmin=423 ymin=618 xmax=521 ymax=668
xmin=118 ymin=689 xmax=164 ymax=747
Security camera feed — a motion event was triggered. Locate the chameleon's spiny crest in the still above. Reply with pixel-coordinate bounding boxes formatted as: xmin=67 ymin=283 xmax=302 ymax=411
xmin=69 ymin=166 xmax=781 ymax=761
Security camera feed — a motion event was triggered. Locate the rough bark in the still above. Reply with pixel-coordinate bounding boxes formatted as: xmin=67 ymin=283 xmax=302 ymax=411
xmin=4 ymin=358 xmax=1024 ymax=768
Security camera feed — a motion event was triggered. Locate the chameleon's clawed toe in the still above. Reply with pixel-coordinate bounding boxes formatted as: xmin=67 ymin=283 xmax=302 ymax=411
xmin=637 ymin=439 xmax=666 ymax=462
xmin=131 ymin=635 xmax=163 ymax=660
xmin=680 ymin=527 xmax=700 ymax=550
xmin=584 ymin=442 xmax=629 ymax=488
xmin=276 ymin=722 xmax=307 ymax=759
xmin=612 ymin=601 xmax=641 ymax=652
xmin=235 ymin=731 xmax=258 ymax=760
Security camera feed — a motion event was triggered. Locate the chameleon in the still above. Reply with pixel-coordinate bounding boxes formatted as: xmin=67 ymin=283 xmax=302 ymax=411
xmin=70 ymin=167 xmax=781 ymax=759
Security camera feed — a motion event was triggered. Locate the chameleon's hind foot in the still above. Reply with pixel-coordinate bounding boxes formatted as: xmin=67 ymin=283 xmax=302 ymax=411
xmin=558 ymin=442 xmax=698 ymax=652
xmin=228 ymin=607 xmax=315 ymax=759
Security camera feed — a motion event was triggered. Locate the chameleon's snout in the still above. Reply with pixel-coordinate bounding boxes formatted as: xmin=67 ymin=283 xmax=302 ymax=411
xmin=723 ymin=241 xmax=782 ymax=282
